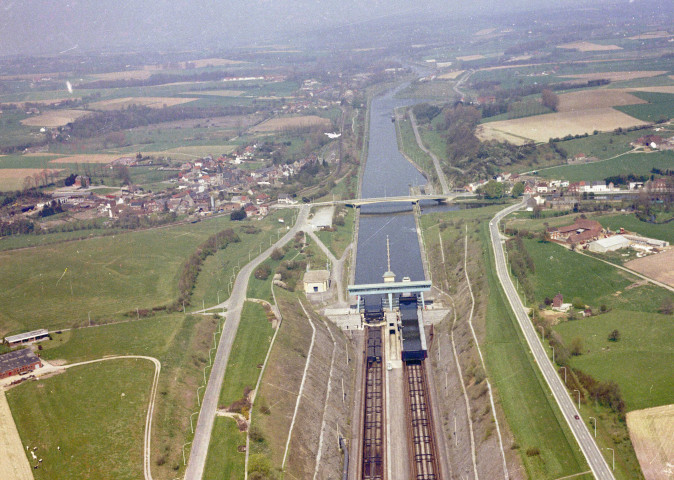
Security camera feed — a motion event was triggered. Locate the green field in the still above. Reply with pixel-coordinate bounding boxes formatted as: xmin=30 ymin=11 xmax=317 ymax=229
xmin=596 ymin=213 xmax=674 ymax=244
xmin=7 ymin=360 xmax=153 ymax=480
xmin=615 ymin=91 xmax=674 ymax=122
xmin=219 ymin=301 xmax=274 ymax=407
xmin=554 ymin=311 xmax=674 ymax=411
xmin=551 ymin=127 xmax=664 ymax=159
xmin=203 ymin=417 xmax=246 ymax=480
xmin=517 ymin=237 xmax=674 ymax=312
xmin=537 ymin=150 xmax=674 ymax=181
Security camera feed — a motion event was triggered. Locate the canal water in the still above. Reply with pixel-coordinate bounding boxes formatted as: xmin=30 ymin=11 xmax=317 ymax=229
xmin=354 ymin=84 xmax=428 ymax=286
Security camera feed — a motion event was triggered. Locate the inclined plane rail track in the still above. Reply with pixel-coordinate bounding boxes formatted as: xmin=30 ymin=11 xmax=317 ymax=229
xmin=361 ymin=327 xmax=384 ymax=480
xmin=404 ymin=360 xmax=440 ymax=480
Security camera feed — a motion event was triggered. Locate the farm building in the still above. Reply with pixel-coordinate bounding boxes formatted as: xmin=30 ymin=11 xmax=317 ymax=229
xmin=623 ymin=235 xmax=669 ymax=249
xmin=547 ymin=219 xmax=602 ymax=244
xmin=4 ymin=329 xmax=49 ymax=346
xmin=303 ymin=270 xmax=330 ymax=293
xmin=0 ymin=349 xmax=42 ymax=379
xmin=588 ymin=235 xmax=631 ymax=253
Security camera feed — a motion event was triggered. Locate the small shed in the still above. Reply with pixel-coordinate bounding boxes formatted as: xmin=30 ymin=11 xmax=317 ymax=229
xmin=0 ymin=349 xmax=42 ymax=379
xmin=303 ymin=270 xmax=330 ymax=294
xmin=4 ymin=329 xmax=49 ymax=346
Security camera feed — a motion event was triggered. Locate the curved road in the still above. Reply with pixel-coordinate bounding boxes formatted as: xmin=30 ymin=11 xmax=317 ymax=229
xmin=489 ymin=201 xmax=615 ymax=480
xmin=184 ymin=205 xmax=310 ymax=480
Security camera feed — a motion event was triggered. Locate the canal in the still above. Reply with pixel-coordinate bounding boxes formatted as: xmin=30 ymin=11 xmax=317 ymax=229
xmin=354 ymin=83 xmax=428 ymax=286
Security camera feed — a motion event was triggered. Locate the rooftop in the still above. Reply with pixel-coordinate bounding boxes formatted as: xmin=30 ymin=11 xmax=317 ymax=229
xmin=0 ymin=349 xmax=41 ymax=374
xmin=303 ymin=270 xmax=330 ymax=283
xmin=5 ymin=328 xmax=49 ymax=344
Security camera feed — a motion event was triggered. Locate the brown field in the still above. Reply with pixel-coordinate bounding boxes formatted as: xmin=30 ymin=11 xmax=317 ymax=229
xmin=456 ymin=54 xmax=485 ymax=61
xmin=477 ymin=108 xmax=649 ymax=144
xmin=49 ymin=154 xmax=120 ymax=164
xmin=557 ymin=41 xmax=623 ymax=52
xmin=628 ymin=31 xmax=672 ymax=40
xmin=560 ymin=71 xmax=668 ymax=82
xmin=629 ymin=86 xmax=674 ymax=94
xmin=627 ymin=404 xmax=674 ymax=480
xmin=557 ymin=89 xmax=647 ymax=112
xmin=437 ymin=70 xmax=465 ymax=80
xmin=251 ymin=115 xmax=332 ymax=132
xmin=625 ymin=249 xmax=674 ymax=288
xmin=88 ymin=97 xmax=197 ymax=111
xmin=20 ymin=110 xmax=90 ymax=127
xmin=90 ymin=70 xmax=155 ymax=81
xmin=0 ymin=169 xmax=63 ymax=191
xmin=187 ymin=90 xmax=244 ymax=97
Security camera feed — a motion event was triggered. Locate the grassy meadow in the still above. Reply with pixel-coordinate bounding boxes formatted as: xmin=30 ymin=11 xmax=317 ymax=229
xmin=7 ymin=359 xmax=154 ymax=480
xmin=0 ymin=213 xmax=289 ymax=336
xmin=19 ymin=312 xmax=219 ymax=479
xmin=202 ymin=417 xmax=246 ymax=480
xmin=218 ymin=301 xmax=274 ymax=407
xmin=537 ymin=150 xmax=674 ymax=181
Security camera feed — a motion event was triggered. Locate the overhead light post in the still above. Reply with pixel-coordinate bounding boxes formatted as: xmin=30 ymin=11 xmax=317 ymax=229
xmin=573 ymin=389 xmax=581 ymax=409
xmin=560 ymin=366 xmax=567 ymax=384
xmin=197 ymin=386 xmax=205 ymax=406
xmin=605 ymin=447 xmax=614 ymax=471
xmin=589 ymin=416 xmax=596 ymax=438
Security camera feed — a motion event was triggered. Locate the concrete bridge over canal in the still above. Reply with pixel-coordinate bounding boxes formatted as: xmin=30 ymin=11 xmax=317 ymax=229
xmin=310 ymin=192 xmax=476 ymax=208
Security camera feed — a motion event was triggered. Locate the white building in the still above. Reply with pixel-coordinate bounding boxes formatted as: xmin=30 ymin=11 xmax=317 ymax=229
xmin=303 ymin=270 xmax=330 ymax=293
xmin=588 ymin=235 xmax=631 ymax=253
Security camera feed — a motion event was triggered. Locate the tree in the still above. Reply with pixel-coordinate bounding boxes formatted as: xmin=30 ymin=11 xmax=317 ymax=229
xmin=511 ymin=182 xmax=525 ymax=197
xmin=541 ymin=89 xmax=560 ymax=111
xmin=270 ymin=248 xmax=283 ymax=261
xmin=570 ymin=337 xmax=584 ymax=356
xmin=230 ymin=208 xmax=246 ymax=221
xmin=608 ymin=329 xmax=621 ymax=342
xmin=478 ymin=180 xmax=505 ymax=199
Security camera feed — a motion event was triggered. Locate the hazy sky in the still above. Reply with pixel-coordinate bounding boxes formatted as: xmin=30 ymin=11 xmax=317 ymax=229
xmin=0 ymin=0 xmax=610 ymax=56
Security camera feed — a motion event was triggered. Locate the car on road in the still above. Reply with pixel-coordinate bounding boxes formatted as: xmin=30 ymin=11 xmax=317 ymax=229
xmin=574 ymin=414 xmax=580 ymax=420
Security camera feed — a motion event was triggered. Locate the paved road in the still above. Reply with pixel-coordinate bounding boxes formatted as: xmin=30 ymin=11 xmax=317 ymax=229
xmin=489 ymin=201 xmax=615 ymax=480
xmin=453 ymin=69 xmax=474 ymax=99
xmin=184 ymin=205 xmax=310 ymax=480
xmin=407 ymin=110 xmax=451 ymax=194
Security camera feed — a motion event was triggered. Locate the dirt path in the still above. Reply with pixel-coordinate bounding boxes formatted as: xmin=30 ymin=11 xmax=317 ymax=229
xmin=463 ymin=231 xmax=509 ymax=479
xmin=0 ymin=390 xmax=34 ymax=480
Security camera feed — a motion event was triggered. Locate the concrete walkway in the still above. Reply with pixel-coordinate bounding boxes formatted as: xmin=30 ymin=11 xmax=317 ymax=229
xmin=184 ymin=205 xmax=310 ymax=480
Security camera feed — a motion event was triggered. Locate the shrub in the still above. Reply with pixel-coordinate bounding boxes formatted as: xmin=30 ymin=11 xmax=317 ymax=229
xmin=255 ymin=265 xmax=272 ymax=280
xmin=526 ymin=447 xmax=541 ymax=457
xmin=608 ymin=329 xmax=620 ymax=342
